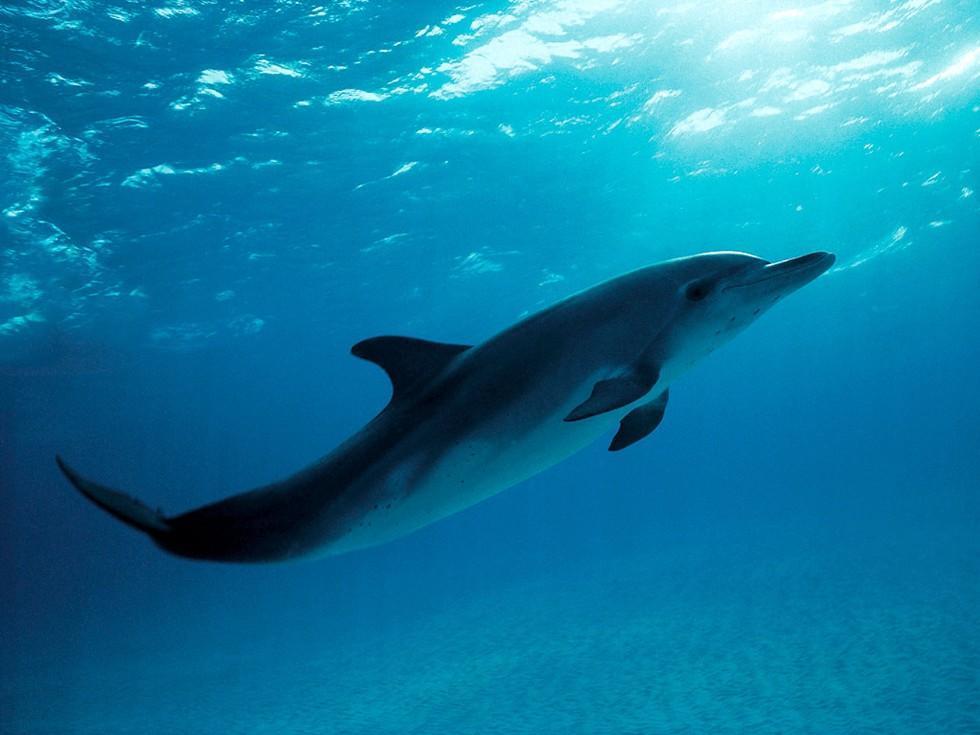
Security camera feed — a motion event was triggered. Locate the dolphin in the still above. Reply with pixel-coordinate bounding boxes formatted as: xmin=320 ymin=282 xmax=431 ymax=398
xmin=57 ymin=250 xmax=834 ymax=563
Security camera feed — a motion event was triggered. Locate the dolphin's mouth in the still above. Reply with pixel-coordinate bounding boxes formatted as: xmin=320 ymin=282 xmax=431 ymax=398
xmin=724 ymin=251 xmax=835 ymax=292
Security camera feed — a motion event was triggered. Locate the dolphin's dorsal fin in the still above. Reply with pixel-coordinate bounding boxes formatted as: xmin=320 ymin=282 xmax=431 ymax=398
xmin=352 ymin=336 xmax=471 ymax=400
xmin=608 ymin=389 xmax=668 ymax=451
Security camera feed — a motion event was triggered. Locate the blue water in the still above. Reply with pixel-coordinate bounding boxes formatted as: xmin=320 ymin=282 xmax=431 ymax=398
xmin=2 ymin=1 xmax=978 ymax=732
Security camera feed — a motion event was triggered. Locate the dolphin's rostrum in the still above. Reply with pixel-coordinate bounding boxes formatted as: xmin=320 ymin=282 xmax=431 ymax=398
xmin=58 ymin=250 xmax=834 ymax=563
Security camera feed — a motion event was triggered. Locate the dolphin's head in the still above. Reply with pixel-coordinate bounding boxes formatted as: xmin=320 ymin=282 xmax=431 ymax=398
xmin=650 ymin=250 xmax=835 ymax=377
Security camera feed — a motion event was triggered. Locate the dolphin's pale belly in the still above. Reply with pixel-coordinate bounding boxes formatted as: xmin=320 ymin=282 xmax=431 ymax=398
xmin=328 ymin=386 xmax=625 ymax=555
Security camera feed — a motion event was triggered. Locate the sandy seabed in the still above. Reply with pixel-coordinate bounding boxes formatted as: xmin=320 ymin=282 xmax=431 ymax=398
xmin=4 ymin=530 xmax=977 ymax=735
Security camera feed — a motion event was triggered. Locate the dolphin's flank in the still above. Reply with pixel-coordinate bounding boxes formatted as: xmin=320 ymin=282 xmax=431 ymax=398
xmin=58 ymin=250 xmax=835 ymax=563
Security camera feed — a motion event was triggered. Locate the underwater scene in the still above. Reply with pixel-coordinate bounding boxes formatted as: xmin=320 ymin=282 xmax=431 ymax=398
xmin=2 ymin=0 xmax=978 ymax=732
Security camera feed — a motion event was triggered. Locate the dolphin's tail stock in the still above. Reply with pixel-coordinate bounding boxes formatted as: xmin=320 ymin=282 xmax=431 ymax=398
xmin=56 ymin=456 xmax=172 ymax=537
xmin=55 ymin=455 xmax=314 ymax=563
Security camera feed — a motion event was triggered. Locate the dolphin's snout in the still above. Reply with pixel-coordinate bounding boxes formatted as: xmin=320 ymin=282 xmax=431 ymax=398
xmin=766 ymin=251 xmax=835 ymax=290
xmin=725 ymin=251 xmax=835 ymax=294
xmin=770 ymin=251 xmax=836 ymax=273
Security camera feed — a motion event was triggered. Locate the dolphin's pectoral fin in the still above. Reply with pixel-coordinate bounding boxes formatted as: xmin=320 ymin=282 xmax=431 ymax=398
xmin=56 ymin=456 xmax=171 ymax=536
xmin=352 ymin=336 xmax=471 ymax=400
xmin=608 ymin=390 xmax=669 ymax=451
xmin=564 ymin=369 xmax=658 ymax=422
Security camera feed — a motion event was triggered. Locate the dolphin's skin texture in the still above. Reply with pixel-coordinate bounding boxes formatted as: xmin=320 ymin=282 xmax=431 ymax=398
xmin=58 ymin=251 xmax=834 ymax=563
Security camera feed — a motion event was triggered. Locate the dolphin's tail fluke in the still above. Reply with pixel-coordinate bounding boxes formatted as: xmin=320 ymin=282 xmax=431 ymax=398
xmin=56 ymin=456 xmax=171 ymax=536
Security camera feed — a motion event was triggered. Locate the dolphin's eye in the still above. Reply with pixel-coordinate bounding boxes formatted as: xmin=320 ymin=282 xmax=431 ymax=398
xmin=685 ymin=280 xmax=712 ymax=302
